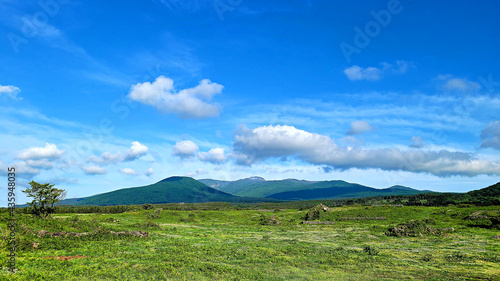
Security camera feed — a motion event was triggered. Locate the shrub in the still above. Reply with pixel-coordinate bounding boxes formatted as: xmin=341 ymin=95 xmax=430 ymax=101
xmin=259 ymin=215 xmax=282 ymax=225
xmin=147 ymin=208 xmax=162 ymax=220
xmin=385 ymin=220 xmax=453 ymax=237
xmin=142 ymin=204 xmax=154 ymax=210
xmin=303 ymin=204 xmax=330 ymax=221
xmin=363 ymin=246 xmax=379 ymax=256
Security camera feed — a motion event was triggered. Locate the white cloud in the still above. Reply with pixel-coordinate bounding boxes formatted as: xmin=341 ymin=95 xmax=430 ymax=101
xmin=120 ymin=168 xmax=137 ymax=175
xmin=438 ymin=75 xmax=480 ymax=93
xmin=232 ymin=125 xmax=336 ymax=165
xmin=86 ymin=142 xmax=148 ymax=164
xmin=344 ymin=65 xmax=382 ymax=81
xmin=480 ymin=121 xmax=500 ymax=150
xmin=124 ymin=141 xmax=149 ymax=161
xmin=409 ymin=136 xmax=424 ymax=148
xmin=128 ymin=76 xmax=223 ymax=119
xmin=232 ymin=125 xmax=500 ymax=177
xmin=0 ymin=85 xmax=22 ymax=100
xmin=344 ymin=61 xmax=410 ymax=81
xmin=82 ymin=165 xmax=107 ymax=175
xmin=17 ymin=143 xmax=64 ymax=160
xmin=172 ymin=140 xmax=199 ymax=158
xmin=86 ymin=152 xmax=122 ymax=164
xmin=10 ymin=161 xmax=41 ymax=178
xmin=346 ymin=121 xmax=374 ymax=135
xmin=198 ymin=148 xmax=227 ymax=164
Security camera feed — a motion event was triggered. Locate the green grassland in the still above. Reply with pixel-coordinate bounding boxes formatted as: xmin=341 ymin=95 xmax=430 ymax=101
xmin=1 ymin=204 xmax=499 ymax=280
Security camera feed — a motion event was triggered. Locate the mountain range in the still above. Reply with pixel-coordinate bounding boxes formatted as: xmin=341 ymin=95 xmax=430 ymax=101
xmin=55 ymin=176 xmax=433 ymax=206
xmin=198 ymin=177 xmax=432 ymax=200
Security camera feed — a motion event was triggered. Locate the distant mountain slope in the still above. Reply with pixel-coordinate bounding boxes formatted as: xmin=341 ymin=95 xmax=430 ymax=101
xmin=199 ymin=177 xmax=318 ymax=197
xmin=403 ymin=182 xmax=500 ymax=206
xmin=65 ymin=177 xmax=240 ymax=206
xmin=266 ymin=181 xmax=428 ymax=200
xmin=199 ymin=176 xmax=268 ymax=196
xmin=200 ymin=177 xmax=429 ymax=200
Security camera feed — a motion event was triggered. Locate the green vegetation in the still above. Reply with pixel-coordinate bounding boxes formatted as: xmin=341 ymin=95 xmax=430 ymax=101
xmin=1 ymin=202 xmax=499 ymax=280
xmin=51 ymin=177 xmax=500 ymax=208
xmin=265 ymin=181 xmax=429 ymax=200
xmin=62 ymin=177 xmax=243 ymax=206
xmin=200 ymin=178 xmax=429 ymax=200
xmin=22 ymin=181 xmax=66 ymax=218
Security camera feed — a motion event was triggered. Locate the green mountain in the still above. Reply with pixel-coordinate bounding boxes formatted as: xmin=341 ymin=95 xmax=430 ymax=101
xmin=62 ymin=177 xmax=242 ymax=206
xmin=401 ymin=182 xmax=500 ymax=206
xmin=200 ymin=177 xmax=428 ymax=200
xmin=199 ymin=177 xmax=318 ymax=198
xmin=265 ymin=180 xmax=429 ymax=200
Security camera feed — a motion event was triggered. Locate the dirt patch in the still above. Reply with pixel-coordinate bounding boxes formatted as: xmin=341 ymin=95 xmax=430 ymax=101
xmin=42 ymin=255 xmax=87 ymax=261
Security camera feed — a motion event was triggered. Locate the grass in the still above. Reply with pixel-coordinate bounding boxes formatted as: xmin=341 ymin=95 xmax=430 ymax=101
xmin=0 ymin=204 xmax=499 ymax=280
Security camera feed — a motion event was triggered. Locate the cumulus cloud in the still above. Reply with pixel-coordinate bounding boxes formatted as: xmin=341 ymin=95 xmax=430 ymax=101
xmin=198 ymin=148 xmax=227 ymax=164
xmin=438 ymin=75 xmax=480 ymax=93
xmin=0 ymin=85 xmax=22 ymax=100
xmin=172 ymin=140 xmax=199 ymax=158
xmin=232 ymin=125 xmax=337 ymax=165
xmin=86 ymin=142 xmax=148 ymax=164
xmin=409 ymin=136 xmax=424 ymax=148
xmin=344 ymin=60 xmax=410 ymax=81
xmin=480 ymin=121 xmax=500 ymax=150
xmin=128 ymin=76 xmax=223 ymax=119
xmin=82 ymin=165 xmax=107 ymax=175
xmin=346 ymin=121 xmax=374 ymax=135
xmin=232 ymin=125 xmax=500 ymax=177
xmin=124 ymin=141 xmax=149 ymax=161
xmin=120 ymin=168 xmax=137 ymax=175
xmin=17 ymin=143 xmax=64 ymax=160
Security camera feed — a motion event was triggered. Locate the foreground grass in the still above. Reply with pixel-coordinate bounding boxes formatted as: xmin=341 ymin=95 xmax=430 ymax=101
xmin=1 ymin=205 xmax=499 ymax=280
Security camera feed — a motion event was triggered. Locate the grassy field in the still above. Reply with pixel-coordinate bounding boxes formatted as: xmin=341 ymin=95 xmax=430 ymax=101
xmin=1 ymin=204 xmax=499 ymax=280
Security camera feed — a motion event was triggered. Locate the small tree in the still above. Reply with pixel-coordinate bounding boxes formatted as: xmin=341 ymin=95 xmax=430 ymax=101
xmin=22 ymin=181 xmax=66 ymax=218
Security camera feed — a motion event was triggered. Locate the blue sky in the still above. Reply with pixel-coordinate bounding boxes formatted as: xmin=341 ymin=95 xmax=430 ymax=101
xmin=1 ymin=0 xmax=500 ymax=206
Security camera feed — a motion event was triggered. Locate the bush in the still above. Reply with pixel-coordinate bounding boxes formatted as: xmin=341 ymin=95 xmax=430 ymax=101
xmin=385 ymin=220 xmax=452 ymax=237
xmin=147 ymin=208 xmax=162 ymax=220
xmin=303 ymin=204 xmax=330 ymax=221
xmin=142 ymin=204 xmax=154 ymax=210
xmin=363 ymin=246 xmax=379 ymax=256
xmin=259 ymin=215 xmax=282 ymax=225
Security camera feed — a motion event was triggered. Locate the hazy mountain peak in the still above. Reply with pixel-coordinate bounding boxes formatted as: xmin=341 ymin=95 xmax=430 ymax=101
xmin=239 ymin=176 xmax=266 ymax=182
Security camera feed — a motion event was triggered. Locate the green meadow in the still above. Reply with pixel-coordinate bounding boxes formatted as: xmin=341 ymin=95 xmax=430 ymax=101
xmin=1 ymin=204 xmax=499 ymax=280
